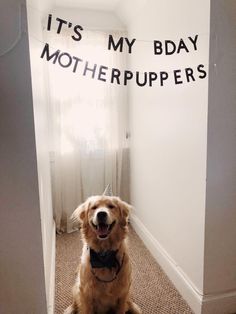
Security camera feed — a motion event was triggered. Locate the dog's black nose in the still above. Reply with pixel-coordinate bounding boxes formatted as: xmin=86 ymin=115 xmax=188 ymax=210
xmin=97 ymin=211 xmax=107 ymax=222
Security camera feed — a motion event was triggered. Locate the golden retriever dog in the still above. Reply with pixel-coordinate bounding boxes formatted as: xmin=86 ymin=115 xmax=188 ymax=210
xmin=64 ymin=195 xmax=142 ymax=314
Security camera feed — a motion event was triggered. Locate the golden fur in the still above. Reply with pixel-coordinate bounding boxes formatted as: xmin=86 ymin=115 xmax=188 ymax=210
xmin=64 ymin=195 xmax=142 ymax=314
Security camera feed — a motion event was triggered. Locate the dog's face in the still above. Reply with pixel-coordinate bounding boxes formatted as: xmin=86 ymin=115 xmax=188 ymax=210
xmin=72 ymin=196 xmax=131 ymax=242
xmin=88 ymin=198 xmax=119 ymax=240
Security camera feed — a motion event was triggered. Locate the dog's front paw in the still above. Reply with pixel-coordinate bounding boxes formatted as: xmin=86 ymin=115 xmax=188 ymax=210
xmin=64 ymin=304 xmax=78 ymax=314
xmin=127 ymin=301 xmax=142 ymax=314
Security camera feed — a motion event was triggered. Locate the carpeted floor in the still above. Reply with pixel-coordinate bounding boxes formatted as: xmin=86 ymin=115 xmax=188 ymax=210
xmin=55 ymin=225 xmax=194 ymax=314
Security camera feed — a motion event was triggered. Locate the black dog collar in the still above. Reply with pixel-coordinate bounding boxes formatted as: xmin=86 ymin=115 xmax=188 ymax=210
xmin=89 ymin=247 xmax=125 ymax=283
xmin=90 ymin=248 xmax=119 ymax=269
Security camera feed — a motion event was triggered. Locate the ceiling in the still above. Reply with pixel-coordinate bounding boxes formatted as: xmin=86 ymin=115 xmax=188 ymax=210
xmin=54 ymin=0 xmax=122 ymax=12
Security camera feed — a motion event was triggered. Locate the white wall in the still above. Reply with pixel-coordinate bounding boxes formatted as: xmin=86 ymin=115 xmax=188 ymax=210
xmin=117 ymin=0 xmax=210 ymax=312
xmin=0 ymin=0 xmax=48 ymax=313
xmin=27 ymin=0 xmax=55 ymax=312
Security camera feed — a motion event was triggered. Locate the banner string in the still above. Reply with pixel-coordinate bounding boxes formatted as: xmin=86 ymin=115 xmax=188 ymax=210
xmin=0 ymin=2 xmax=210 ymax=58
xmin=0 ymin=1 xmax=211 ymax=78
xmin=28 ymin=31 xmax=209 ymax=76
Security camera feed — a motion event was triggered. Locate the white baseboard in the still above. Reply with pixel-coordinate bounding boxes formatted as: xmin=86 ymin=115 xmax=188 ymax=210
xmin=48 ymin=221 xmax=56 ymax=314
xmin=130 ymin=213 xmax=236 ymax=314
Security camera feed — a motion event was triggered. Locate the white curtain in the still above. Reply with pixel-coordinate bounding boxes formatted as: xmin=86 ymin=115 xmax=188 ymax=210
xmin=46 ymin=29 xmax=129 ymax=233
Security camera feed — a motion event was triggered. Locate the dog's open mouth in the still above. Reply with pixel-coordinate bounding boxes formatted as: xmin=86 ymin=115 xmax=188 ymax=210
xmin=92 ymin=221 xmax=116 ymax=239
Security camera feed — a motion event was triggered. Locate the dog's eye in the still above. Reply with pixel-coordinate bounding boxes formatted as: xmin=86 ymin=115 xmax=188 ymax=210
xmin=108 ymin=204 xmax=115 ymax=209
xmin=91 ymin=205 xmax=98 ymax=210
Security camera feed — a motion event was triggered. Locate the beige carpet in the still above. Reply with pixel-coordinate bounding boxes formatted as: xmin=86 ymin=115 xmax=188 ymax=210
xmin=55 ymin=225 xmax=194 ymax=314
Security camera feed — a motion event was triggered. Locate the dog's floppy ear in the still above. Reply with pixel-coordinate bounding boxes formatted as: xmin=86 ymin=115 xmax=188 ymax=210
xmin=71 ymin=201 xmax=88 ymax=224
xmin=116 ymin=198 xmax=132 ymax=227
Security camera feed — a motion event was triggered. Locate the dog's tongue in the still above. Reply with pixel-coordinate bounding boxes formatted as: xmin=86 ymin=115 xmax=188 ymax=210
xmin=97 ymin=223 xmax=109 ymax=236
